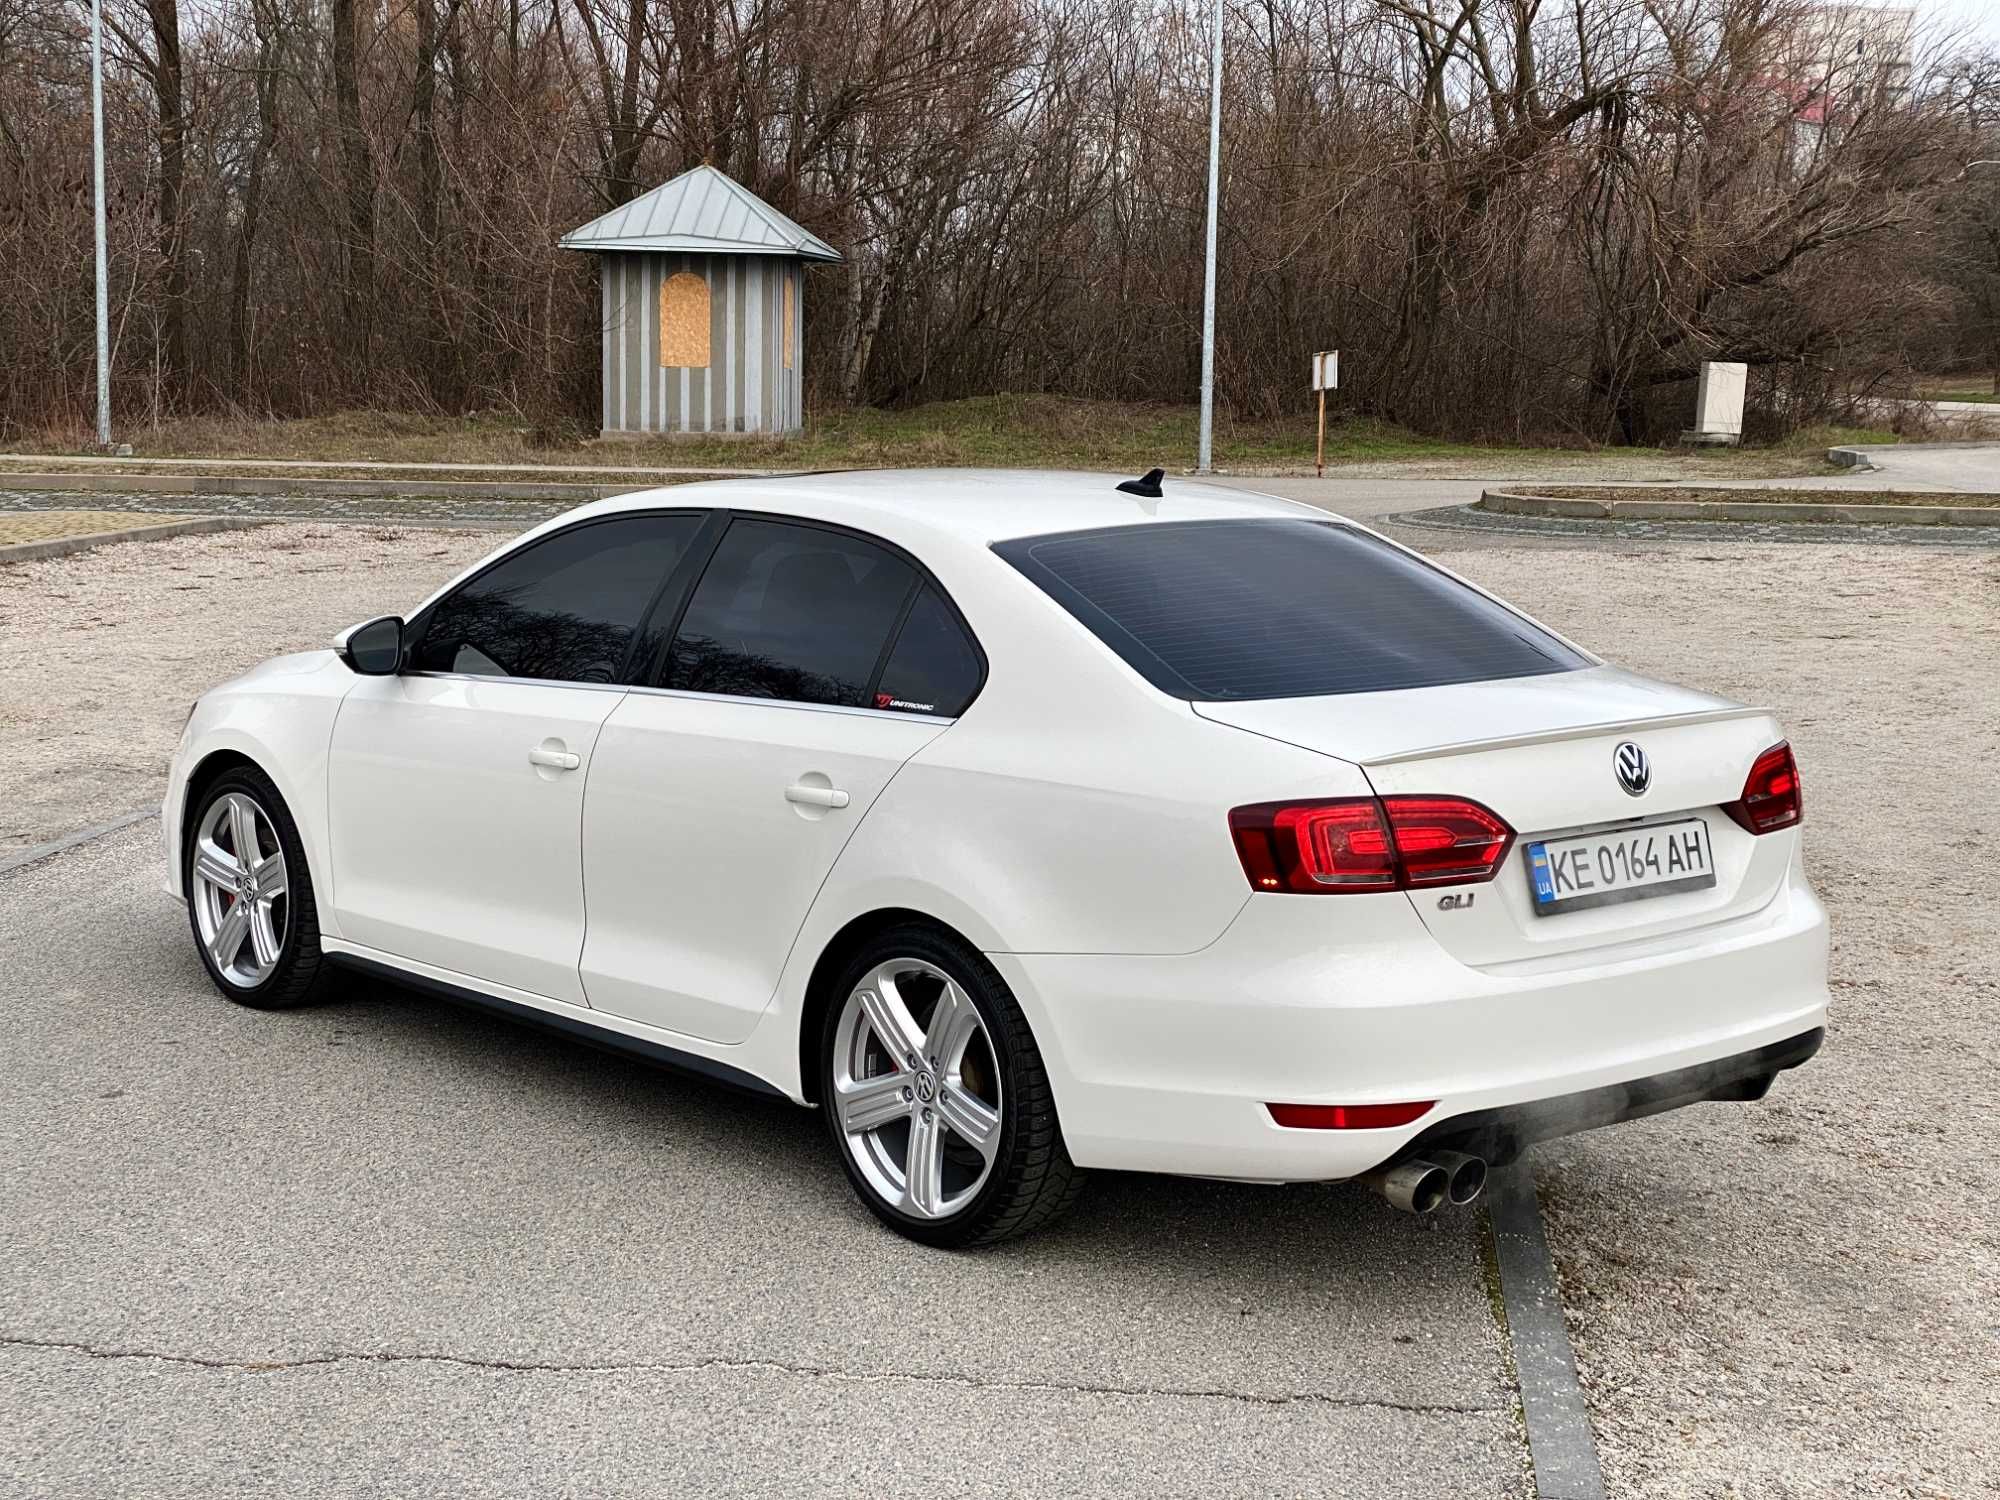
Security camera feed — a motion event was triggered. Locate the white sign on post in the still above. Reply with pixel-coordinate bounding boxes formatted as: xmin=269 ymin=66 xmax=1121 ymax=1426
xmin=1311 ymin=350 xmax=1339 ymax=476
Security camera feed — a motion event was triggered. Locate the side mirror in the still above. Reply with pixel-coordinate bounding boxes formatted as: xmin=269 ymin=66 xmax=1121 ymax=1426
xmin=339 ymin=615 xmax=405 ymax=675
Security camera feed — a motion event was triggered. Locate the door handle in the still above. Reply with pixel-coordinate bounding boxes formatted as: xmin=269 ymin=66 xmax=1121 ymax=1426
xmin=785 ymin=782 xmax=850 ymax=809
xmin=528 ymin=745 xmax=581 ymax=771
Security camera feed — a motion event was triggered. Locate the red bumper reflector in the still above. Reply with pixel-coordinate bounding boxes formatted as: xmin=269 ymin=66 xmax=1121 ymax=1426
xmin=1265 ymin=1100 xmax=1436 ymax=1130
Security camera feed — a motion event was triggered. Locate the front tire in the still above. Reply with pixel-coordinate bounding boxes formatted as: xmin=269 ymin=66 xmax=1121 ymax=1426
xmin=820 ymin=925 xmax=1084 ymax=1247
xmin=184 ymin=766 xmax=333 ymax=1010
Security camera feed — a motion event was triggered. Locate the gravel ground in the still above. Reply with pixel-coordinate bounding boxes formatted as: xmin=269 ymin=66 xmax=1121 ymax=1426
xmin=0 ymin=524 xmax=497 ymax=852
xmin=1429 ymin=542 xmax=2000 ymax=1499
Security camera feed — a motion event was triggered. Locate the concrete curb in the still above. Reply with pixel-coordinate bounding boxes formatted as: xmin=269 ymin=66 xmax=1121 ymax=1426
xmin=1480 ymin=488 xmax=1999 ymax=527
xmin=0 ymin=807 xmax=159 ymax=876
xmin=0 ymin=515 xmax=271 ymax=565
xmin=1489 ymin=1166 xmax=1609 ymax=1500
xmin=0 ymin=471 xmax=701 ymax=504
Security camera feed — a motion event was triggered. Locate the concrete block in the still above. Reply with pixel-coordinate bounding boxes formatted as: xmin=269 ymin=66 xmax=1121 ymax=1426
xmin=1682 ymin=360 xmax=1747 ymax=446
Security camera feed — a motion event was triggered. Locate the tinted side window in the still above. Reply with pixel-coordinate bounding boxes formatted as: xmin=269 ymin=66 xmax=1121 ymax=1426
xmin=994 ymin=518 xmax=1588 ymax=701
xmin=666 ymin=520 xmax=916 ymax=707
xmin=412 ymin=515 xmax=700 ymax=684
xmin=875 ymin=587 xmax=982 ymax=716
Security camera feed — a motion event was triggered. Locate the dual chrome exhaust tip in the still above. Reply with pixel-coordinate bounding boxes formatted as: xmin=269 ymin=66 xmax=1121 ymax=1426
xmin=1360 ymin=1150 xmax=1488 ymax=1214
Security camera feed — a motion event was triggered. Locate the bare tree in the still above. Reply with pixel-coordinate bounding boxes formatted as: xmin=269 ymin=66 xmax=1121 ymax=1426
xmin=330 ymin=0 xmax=375 ymax=347
xmin=0 ymin=0 xmax=1976 ymax=442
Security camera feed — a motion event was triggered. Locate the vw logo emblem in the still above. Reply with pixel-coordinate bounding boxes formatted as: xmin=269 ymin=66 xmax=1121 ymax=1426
xmin=1614 ymin=741 xmax=1651 ymax=797
xmin=914 ymin=1072 xmax=937 ymax=1104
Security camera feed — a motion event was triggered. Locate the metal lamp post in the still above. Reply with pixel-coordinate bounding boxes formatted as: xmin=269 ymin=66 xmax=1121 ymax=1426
xmin=90 ymin=0 xmax=112 ymax=448
xmin=1196 ymin=0 xmax=1222 ymax=474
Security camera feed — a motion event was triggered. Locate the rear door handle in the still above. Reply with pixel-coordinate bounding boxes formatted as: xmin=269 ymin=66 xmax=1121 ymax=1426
xmin=785 ymin=782 xmax=850 ymax=809
xmin=529 ymin=745 xmax=581 ymax=771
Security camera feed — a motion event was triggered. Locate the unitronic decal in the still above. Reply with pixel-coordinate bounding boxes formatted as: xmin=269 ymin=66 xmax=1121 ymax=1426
xmin=876 ymin=693 xmax=936 ymax=713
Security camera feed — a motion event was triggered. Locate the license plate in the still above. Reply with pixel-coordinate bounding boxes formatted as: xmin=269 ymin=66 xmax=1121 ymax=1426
xmin=1526 ymin=818 xmax=1715 ymax=915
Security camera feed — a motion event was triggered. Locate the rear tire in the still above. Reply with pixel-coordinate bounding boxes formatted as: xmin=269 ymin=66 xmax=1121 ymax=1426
xmin=183 ymin=766 xmax=335 ymax=1010
xmin=820 ymin=924 xmax=1084 ymax=1248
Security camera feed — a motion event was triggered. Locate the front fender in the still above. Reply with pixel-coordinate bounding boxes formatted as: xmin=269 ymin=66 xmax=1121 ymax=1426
xmin=164 ymin=653 xmax=354 ymax=930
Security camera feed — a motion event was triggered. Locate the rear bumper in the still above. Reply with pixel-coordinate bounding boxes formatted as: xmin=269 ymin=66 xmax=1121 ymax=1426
xmin=989 ymin=861 xmax=1829 ymax=1182
xmin=1396 ymin=1025 xmax=1822 ymax=1168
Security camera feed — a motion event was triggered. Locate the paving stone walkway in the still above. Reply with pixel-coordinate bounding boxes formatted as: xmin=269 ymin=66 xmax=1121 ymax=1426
xmin=1391 ymin=502 xmax=2000 ymax=547
xmin=0 ymin=488 xmax=563 ymax=530
xmin=0 ymin=508 xmax=195 ymax=545
xmin=7 ymin=485 xmax=1998 ymax=548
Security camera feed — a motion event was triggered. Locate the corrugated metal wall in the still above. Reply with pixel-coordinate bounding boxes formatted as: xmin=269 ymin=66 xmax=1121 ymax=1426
xmin=597 ymin=252 xmax=804 ymax=436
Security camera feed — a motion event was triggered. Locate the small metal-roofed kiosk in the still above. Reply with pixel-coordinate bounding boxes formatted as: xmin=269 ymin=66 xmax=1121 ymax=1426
xmin=562 ymin=165 xmax=842 ymax=438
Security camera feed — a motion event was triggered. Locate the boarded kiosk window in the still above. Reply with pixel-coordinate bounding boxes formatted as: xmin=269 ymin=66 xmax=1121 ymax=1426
xmin=782 ymin=275 xmax=796 ymax=369
xmin=660 ymin=270 xmax=710 ymax=368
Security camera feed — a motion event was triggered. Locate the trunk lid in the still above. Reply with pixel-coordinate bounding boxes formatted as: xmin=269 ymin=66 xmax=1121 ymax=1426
xmin=1196 ymin=667 xmax=1795 ymax=968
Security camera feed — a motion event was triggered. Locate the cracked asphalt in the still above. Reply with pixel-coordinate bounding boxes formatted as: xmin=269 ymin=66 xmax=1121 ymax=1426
xmin=0 ymin=823 xmax=1523 ymax=1498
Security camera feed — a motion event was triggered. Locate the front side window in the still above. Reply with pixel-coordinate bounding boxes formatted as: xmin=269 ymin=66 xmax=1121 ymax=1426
xmin=995 ymin=518 xmax=1588 ymax=701
xmin=412 ymin=514 xmax=702 ymax=684
xmin=665 ymin=519 xmax=917 ymax=707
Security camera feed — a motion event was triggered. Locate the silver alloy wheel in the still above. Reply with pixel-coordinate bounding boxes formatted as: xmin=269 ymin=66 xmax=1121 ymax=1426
xmin=190 ymin=792 xmax=290 ymax=989
xmin=831 ymin=958 xmax=1003 ymax=1219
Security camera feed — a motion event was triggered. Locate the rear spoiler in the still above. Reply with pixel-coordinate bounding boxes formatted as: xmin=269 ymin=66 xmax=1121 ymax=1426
xmin=1362 ymin=705 xmax=1773 ymax=766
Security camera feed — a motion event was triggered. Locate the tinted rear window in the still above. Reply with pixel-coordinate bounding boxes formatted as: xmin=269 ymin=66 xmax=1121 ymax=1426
xmin=665 ymin=518 xmax=916 ymax=707
xmin=994 ymin=518 xmax=1588 ymax=701
xmin=876 ymin=586 xmax=983 ymax=717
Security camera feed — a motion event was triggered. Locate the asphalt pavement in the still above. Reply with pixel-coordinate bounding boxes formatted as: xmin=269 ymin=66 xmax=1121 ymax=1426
xmin=1831 ymin=440 xmax=2000 ymax=489
xmin=0 ymin=823 xmax=1523 ymax=1498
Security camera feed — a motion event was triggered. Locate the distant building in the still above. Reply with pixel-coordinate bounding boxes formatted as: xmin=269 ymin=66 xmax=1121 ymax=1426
xmin=561 ymin=166 xmax=842 ymax=438
xmin=1782 ymin=3 xmax=1915 ymax=123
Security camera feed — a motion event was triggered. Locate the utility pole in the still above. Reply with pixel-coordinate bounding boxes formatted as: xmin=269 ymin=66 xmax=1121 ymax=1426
xmin=91 ymin=0 xmax=112 ymax=448
xmin=1196 ymin=0 xmax=1222 ymax=474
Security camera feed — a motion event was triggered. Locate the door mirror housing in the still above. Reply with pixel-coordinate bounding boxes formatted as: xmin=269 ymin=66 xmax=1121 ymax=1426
xmin=339 ymin=615 xmax=405 ymax=675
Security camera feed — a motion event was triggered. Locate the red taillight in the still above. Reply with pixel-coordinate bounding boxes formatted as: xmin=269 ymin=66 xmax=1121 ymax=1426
xmin=1228 ymin=799 xmax=1398 ymax=892
xmin=1229 ymin=795 xmax=1514 ymax=894
xmin=1266 ymin=1100 xmax=1435 ymax=1130
xmin=1381 ymin=796 xmax=1514 ymax=886
xmin=1723 ymin=741 xmax=1802 ymax=835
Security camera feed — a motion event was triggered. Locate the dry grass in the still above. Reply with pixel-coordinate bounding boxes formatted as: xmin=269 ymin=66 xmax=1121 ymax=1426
xmin=1917 ymin=373 xmax=1999 ymax=404
xmin=0 ymin=396 xmax=1868 ymax=480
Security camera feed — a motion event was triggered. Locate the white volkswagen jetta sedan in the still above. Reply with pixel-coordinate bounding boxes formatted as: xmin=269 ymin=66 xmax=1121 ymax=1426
xmin=164 ymin=470 xmax=1827 ymax=1246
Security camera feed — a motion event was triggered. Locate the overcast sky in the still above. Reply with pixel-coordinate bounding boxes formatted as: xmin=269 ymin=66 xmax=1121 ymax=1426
xmin=1918 ymin=0 xmax=2000 ymax=53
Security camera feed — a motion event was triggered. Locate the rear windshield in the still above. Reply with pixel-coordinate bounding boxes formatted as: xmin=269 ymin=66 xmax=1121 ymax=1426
xmin=994 ymin=518 xmax=1588 ymax=701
